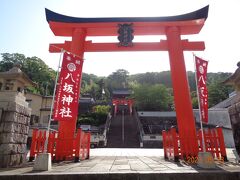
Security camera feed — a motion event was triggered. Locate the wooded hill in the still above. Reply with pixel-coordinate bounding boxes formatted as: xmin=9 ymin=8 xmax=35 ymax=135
xmin=82 ymin=70 xmax=234 ymax=109
xmin=0 ymin=53 xmax=234 ymax=110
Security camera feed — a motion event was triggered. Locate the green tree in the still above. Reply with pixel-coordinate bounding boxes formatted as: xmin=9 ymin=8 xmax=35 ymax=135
xmin=208 ymin=82 xmax=231 ymax=107
xmin=191 ymin=91 xmax=199 ymax=109
xmin=0 ymin=53 xmax=56 ymax=95
xmin=81 ymin=73 xmax=100 ymax=86
xmin=129 ymin=71 xmax=172 ymax=87
xmin=23 ymin=56 xmax=56 ymax=95
xmin=132 ymin=84 xmax=173 ymax=111
xmin=77 ymin=105 xmax=110 ymax=126
xmin=0 ymin=53 xmax=26 ymax=72
xmin=106 ymin=69 xmax=129 ymax=91
xmin=93 ymin=105 xmax=111 ymax=114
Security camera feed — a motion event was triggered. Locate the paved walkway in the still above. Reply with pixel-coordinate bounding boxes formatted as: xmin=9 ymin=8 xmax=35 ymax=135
xmin=0 ymin=148 xmax=240 ymax=180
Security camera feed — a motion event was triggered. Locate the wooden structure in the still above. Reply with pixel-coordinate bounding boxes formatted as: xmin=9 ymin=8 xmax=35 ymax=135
xmin=162 ymin=127 xmax=227 ymax=162
xmin=29 ymin=128 xmax=90 ymax=162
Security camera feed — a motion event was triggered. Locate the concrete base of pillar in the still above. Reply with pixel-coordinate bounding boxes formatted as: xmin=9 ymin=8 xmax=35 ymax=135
xmin=33 ymin=153 xmax=52 ymax=171
xmin=197 ymin=152 xmax=216 ymax=169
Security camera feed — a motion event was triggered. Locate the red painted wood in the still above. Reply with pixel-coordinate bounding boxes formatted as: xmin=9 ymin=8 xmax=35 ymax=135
xmin=217 ymin=127 xmax=227 ymax=160
xmin=29 ymin=129 xmax=37 ymax=161
xmin=166 ymin=26 xmax=198 ymax=157
xmin=112 ymin=99 xmax=134 ymax=116
xmin=57 ymin=28 xmax=86 ymax=159
xmin=49 ymin=40 xmax=205 ymax=53
xmin=48 ymin=19 xmax=205 ymax=36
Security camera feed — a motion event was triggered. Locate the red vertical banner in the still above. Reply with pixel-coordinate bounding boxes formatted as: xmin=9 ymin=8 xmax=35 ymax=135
xmin=195 ymin=56 xmax=208 ymax=123
xmin=53 ymin=52 xmax=83 ymax=121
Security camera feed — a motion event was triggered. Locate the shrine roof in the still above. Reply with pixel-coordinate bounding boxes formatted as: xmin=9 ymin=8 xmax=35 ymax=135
xmin=46 ymin=6 xmax=208 ymax=24
xmin=45 ymin=5 xmax=209 ymax=36
xmin=112 ymin=89 xmax=133 ymax=96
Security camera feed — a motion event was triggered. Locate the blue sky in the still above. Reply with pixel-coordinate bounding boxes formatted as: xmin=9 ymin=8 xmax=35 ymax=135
xmin=1 ymin=0 xmax=240 ymax=76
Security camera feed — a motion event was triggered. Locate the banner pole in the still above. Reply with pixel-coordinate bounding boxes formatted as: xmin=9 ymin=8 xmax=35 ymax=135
xmin=44 ymin=49 xmax=64 ymax=153
xmin=193 ymin=53 xmax=206 ymax=153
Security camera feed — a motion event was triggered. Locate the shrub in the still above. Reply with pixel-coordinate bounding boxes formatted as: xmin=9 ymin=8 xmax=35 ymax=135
xmin=77 ymin=105 xmax=110 ymax=126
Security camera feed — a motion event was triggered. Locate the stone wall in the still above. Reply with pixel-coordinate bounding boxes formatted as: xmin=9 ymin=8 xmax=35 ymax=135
xmin=0 ymin=101 xmax=31 ymax=168
xmin=228 ymin=102 xmax=240 ymax=155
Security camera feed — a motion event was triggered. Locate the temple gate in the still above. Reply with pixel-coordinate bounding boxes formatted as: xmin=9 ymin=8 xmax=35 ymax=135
xmin=46 ymin=6 xmax=209 ymax=158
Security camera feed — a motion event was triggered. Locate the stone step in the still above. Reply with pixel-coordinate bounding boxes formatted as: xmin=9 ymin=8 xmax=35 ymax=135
xmin=106 ymin=113 xmax=140 ymax=148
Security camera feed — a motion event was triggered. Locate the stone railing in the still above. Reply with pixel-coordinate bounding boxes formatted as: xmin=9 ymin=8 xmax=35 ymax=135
xmin=133 ymin=109 xmax=144 ymax=147
xmin=103 ymin=113 xmax=112 ymax=146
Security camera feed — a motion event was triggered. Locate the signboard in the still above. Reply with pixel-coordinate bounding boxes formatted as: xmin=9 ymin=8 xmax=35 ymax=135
xmin=117 ymin=23 xmax=134 ymax=47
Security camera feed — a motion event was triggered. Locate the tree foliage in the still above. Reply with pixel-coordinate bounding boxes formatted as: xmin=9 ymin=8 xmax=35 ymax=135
xmin=77 ymin=105 xmax=110 ymax=126
xmin=106 ymin=69 xmax=129 ymax=91
xmin=0 ymin=53 xmax=26 ymax=72
xmin=81 ymin=74 xmax=110 ymax=102
xmin=92 ymin=105 xmax=111 ymax=114
xmin=129 ymin=71 xmax=172 ymax=87
xmin=0 ymin=53 xmax=56 ymax=95
xmin=129 ymin=71 xmax=233 ymax=108
xmin=208 ymin=82 xmax=232 ymax=107
xmin=131 ymin=84 xmax=173 ymax=111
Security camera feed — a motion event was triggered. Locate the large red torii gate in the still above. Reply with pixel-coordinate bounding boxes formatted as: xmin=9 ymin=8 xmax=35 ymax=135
xmin=46 ymin=6 xmax=209 ymax=158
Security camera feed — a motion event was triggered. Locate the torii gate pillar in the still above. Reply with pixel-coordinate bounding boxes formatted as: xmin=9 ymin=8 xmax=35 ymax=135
xmin=58 ymin=29 xmax=86 ymax=137
xmin=166 ymin=27 xmax=198 ymax=156
xmin=56 ymin=29 xmax=86 ymax=159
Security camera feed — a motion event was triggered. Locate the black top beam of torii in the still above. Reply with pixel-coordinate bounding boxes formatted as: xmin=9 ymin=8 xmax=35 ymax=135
xmin=45 ymin=5 xmax=209 ymax=23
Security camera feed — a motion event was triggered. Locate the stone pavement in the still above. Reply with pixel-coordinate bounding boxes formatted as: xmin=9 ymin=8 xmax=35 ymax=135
xmin=0 ymin=148 xmax=240 ymax=180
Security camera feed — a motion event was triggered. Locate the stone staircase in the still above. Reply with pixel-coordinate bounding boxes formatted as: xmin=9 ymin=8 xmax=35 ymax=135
xmin=106 ymin=111 xmax=140 ymax=148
